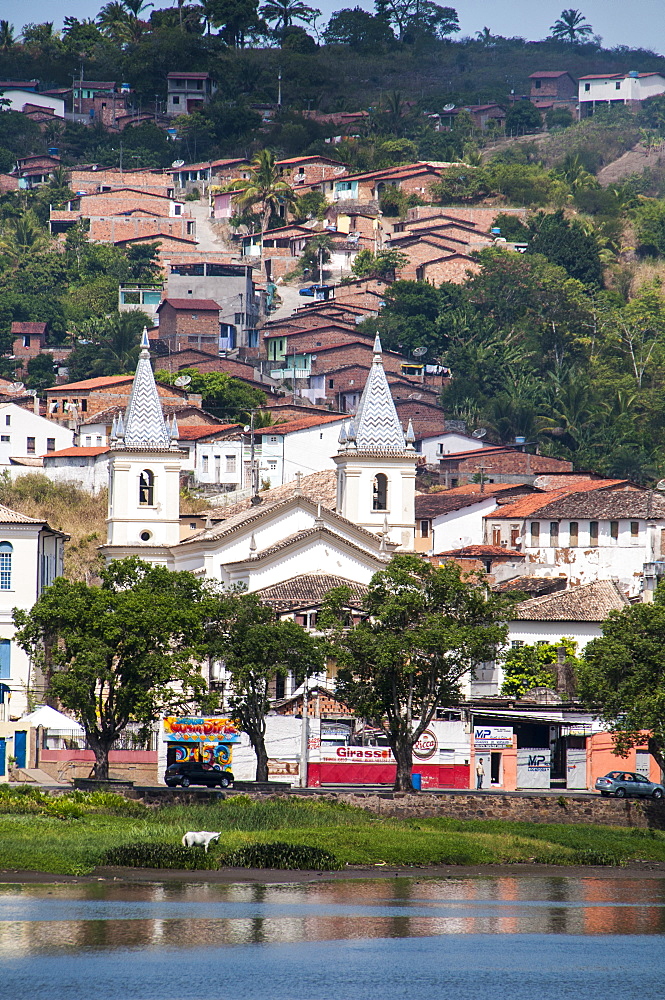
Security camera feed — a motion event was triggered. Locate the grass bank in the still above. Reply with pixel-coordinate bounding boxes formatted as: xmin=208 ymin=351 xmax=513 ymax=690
xmin=3 ymin=788 xmax=665 ymax=876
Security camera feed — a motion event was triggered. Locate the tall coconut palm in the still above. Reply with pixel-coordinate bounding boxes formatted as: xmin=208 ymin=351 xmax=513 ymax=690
xmin=0 ymin=20 xmax=15 ymax=51
xmin=550 ymin=9 xmax=593 ymax=43
xmin=259 ymin=0 xmax=320 ymax=33
xmin=232 ymin=149 xmax=297 ymax=238
xmin=0 ymin=213 xmax=53 ymax=267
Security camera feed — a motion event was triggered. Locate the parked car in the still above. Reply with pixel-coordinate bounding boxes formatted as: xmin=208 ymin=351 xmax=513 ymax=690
xmin=595 ymin=771 xmax=664 ymax=799
xmin=165 ymin=761 xmax=234 ymax=789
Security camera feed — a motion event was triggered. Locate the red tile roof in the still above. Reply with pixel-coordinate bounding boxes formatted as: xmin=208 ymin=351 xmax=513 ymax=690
xmin=436 ymin=545 xmax=525 ymax=558
xmin=177 ymin=424 xmax=241 ymax=440
xmin=44 ymin=447 xmax=109 ymax=458
xmin=157 ymin=298 xmax=220 ymax=311
xmin=442 ymin=483 xmax=538 ymax=496
xmin=11 ymin=321 xmax=47 ymax=334
xmin=47 ymin=375 xmax=134 ymax=392
xmin=529 ymin=71 xmax=574 ymax=79
xmin=483 ymin=480 xmax=631 ymax=519
xmin=254 ymin=414 xmax=345 ymax=435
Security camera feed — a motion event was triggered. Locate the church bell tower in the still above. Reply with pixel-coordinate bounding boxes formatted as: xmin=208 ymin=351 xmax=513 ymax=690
xmin=334 ymin=335 xmax=416 ymax=550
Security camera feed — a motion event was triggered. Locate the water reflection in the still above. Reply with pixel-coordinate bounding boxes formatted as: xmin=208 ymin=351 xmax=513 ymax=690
xmin=0 ymin=877 xmax=664 ymax=956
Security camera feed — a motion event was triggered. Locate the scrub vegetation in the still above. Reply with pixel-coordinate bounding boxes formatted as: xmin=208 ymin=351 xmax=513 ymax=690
xmin=1 ymin=788 xmax=664 ymax=876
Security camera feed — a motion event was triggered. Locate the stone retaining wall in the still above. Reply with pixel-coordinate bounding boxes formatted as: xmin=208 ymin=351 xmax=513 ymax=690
xmin=327 ymin=792 xmax=665 ymax=830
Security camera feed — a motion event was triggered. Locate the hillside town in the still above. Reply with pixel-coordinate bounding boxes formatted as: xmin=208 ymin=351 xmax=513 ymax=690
xmin=2 ymin=4 xmax=665 ymax=808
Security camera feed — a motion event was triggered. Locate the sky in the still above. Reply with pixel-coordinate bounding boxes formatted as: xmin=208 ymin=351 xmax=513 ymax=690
xmin=2 ymin=0 xmax=665 ymax=55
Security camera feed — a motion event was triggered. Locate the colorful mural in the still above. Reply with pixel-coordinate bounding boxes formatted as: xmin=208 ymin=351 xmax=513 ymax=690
xmin=164 ymin=717 xmax=241 ymax=771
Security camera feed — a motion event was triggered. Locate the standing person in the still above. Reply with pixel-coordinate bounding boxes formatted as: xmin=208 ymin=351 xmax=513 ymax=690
xmin=476 ymin=757 xmax=485 ymax=790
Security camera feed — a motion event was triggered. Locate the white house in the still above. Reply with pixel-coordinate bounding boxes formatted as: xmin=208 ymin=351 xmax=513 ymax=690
xmin=42 ymin=446 xmax=109 ymax=494
xmin=484 ymin=486 xmax=663 ymax=598
xmin=472 ymin=580 xmax=629 ymax=698
xmin=579 ymin=71 xmax=665 ymax=117
xmin=0 ymin=505 xmax=66 ymax=720
xmin=253 ymin=413 xmax=348 ymax=489
xmin=0 ymin=403 xmax=73 ymax=469
xmin=1 ymin=90 xmax=65 ymax=118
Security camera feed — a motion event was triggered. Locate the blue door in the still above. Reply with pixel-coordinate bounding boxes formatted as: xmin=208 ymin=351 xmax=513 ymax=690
xmin=14 ymin=730 xmax=27 ymax=769
xmin=0 ymin=738 xmax=5 ymax=777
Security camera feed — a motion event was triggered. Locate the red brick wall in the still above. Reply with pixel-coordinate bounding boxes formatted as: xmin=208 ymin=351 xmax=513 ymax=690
xmin=409 ymin=255 xmax=481 ymax=285
xmin=78 ymin=191 xmax=177 ymax=216
xmin=158 ymin=302 xmax=219 ymax=351
xmin=88 ymin=217 xmax=194 ymax=243
xmin=310 ymin=344 xmax=405 ymax=375
xmin=46 ymin=382 xmax=199 ymax=423
xmin=70 ymin=169 xmax=171 ymax=194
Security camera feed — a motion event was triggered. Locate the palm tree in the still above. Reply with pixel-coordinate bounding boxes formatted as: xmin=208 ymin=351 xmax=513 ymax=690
xmin=233 ymin=149 xmax=298 ymax=238
xmin=121 ymin=0 xmax=153 ymax=16
xmin=197 ymin=0 xmax=219 ymax=35
xmin=97 ymin=1 xmax=131 ymax=41
xmin=259 ymin=0 xmax=320 ymax=33
xmin=475 ymin=26 xmax=493 ymax=46
xmin=0 ymin=20 xmax=15 ymax=51
xmin=550 ymin=9 xmax=593 ymax=43
xmin=0 ymin=213 xmax=53 ymax=267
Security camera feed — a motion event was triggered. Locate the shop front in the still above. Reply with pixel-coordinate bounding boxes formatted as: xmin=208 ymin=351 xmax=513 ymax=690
xmin=162 ymin=716 xmax=241 ymax=776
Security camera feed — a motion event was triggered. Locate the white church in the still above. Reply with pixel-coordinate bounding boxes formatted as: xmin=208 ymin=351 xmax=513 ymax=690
xmin=99 ymin=330 xmax=418 ymax=593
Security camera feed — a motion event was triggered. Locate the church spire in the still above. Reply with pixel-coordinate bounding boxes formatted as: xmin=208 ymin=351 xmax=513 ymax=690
xmin=118 ymin=328 xmax=171 ymax=450
xmin=351 ymin=333 xmax=406 ymax=453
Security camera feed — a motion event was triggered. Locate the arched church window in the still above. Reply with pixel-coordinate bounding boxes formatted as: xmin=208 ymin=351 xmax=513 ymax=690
xmin=373 ymin=473 xmax=388 ymax=511
xmin=0 ymin=542 xmax=12 ymax=590
xmin=139 ymin=469 xmax=154 ymax=506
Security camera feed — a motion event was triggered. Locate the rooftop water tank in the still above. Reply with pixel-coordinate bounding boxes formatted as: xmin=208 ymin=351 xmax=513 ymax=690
xmin=629 ymin=70 xmax=640 ymax=78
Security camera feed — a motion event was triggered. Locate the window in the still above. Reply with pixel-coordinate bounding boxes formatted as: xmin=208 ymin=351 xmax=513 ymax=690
xmin=585 ymin=83 xmax=590 ymax=92
xmin=511 ymin=640 xmax=524 ymax=649
xmin=81 ymin=399 xmax=87 ymax=412
xmin=510 ymin=527 xmax=520 ymax=548
xmin=85 ymin=436 xmax=91 ymax=446
xmin=550 ymin=522 xmax=559 ymax=546
xmin=373 ymin=473 xmax=388 ymax=511
xmin=202 ymin=455 xmax=209 ymax=474
xmin=172 ymin=96 xmax=180 ymax=105
xmin=139 ymin=469 xmax=154 ymax=505
xmin=270 ymin=436 xmax=278 ymax=444
xmin=0 ymin=436 xmax=9 ymax=443
xmin=616 ymin=81 xmax=621 ymax=90
xmin=47 ymin=437 xmax=55 ymax=453
xmin=225 ymin=454 xmax=236 ymax=474
xmin=268 ymin=460 xmax=277 ymax=470
xmin=420 ymin=520 xmax=429 ymax=538
xmin=174 ymin=204 xmax=182 ymax=216
xmin=610 ymin=520 xmax=619 ymax=540
xmin=0 ymin=639 xmax=9 ymax=679
xmin=23 ymin=335 xmax=30 ymax=348
xmin=4 ymin=416 xmax=9 ymax=426
xmin=140 ymin=530 xmax=152 ymax=542
xmin=535 ymin=79 xmax=541 ymax=89
xmin=589 ymin=520 xmax=599 ymax=546
xmin=329 ymin=379 xmax=334 ymax=389
xmin=0 ymin=542 xmax=12 ymax=590
xmin=492 ymin=526 xmax=501 ymax=546
xmin=569 ymin=521 xmax=578 ymax=546
xmin=26 ymin=437 xmax=35 ymax=455
xmin=631 ymin=521 xmax=639 ymax=538
xmin=530 ymin=521 xmax=540 ymax=545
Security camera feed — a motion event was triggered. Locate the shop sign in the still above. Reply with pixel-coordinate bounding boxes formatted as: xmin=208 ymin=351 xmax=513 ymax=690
xmin=413 ymin=729 xmax=438 ymax=760
xmin=474 ymin=726 xmax=513 ymax=749
xmin=321 ymin=745 xmax=394 ymax=763
xmin=164 ymin=717 xmax=241 ymax=742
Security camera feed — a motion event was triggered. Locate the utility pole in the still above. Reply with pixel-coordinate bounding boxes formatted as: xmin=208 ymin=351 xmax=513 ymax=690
xmin=277 ymin=67 xmax=282 ymax=108
xmin=249 ymin=408 xmax=261 ymax=503
xmin=299 ymin=672 xmax=308 ymax=788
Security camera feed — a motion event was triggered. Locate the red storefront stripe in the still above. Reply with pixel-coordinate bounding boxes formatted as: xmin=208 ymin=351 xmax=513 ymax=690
xmin=308 ymin=763 xmax=469 ymax=788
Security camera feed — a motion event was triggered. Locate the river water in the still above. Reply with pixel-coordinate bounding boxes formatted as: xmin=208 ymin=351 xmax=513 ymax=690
xmin=1 ymin=875 xmax=664 ymax=999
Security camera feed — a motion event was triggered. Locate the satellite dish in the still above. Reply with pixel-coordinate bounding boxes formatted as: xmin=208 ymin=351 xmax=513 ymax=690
xmin=472 ymin=427 xmax=487 ymax=438
xmin=656 ymin=479 xmax=665 ymax=491
xmin=174 ymin=375 xmax=192 ymax=387
xmin=443 ymin=103 xmax=456 ymax=112
xmin=8 ymin=382 xmax=25 ymax=393
xmin=412 ymin=347 xmax=428 ymax=357
xmin=171 ymin=159 xmax=185 ymax=168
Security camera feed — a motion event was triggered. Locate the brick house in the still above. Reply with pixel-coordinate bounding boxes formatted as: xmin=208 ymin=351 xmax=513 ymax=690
xmin=45 ymin=375 xmax=199 ymax=426
xmin=331 ymin=162 xmax=446 ymax=204
xmin=156 ymin=298 xmax=221 ymax=352
xmin=529 ymin=71 xmax=577 ymax=103
xmin=439 ymin=446 xmax=574 ymax=488
xmin=14 ymin=154 xmax=61 ymax=188
xmin=69 ymin=168 xmax=174 ymax=197
xmin=172 ymin=158 xmax=251 ymax=194
xmin=264 ymin=324 xmax=371 ymax=362
xmin=166 ymin=71 xmax=216 ymax=117
xmin=9 ymin=322 xmax=71 ymax=374
xmin=277 ymin=155 xmax=348 ymax=190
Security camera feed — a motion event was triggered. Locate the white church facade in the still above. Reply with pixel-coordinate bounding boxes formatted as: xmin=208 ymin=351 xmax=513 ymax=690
xmin=100 ymin=331 xmax=418 ymax=590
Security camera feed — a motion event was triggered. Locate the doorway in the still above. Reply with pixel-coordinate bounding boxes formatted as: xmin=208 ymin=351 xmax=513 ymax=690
xmin=490 ymin=752 xmax=502 ymax=786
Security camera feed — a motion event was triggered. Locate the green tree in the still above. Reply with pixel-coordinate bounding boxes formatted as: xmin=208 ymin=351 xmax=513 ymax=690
xmin=504 ymin=102 xmax=542 ymax=135
xmin=13 ymin=558 xmax=211 ymax=780
xmin=323 ymin=555 xmax=510 ymax=791
xmin=526 ymin=211 xmax=602 ymax=285
xmin=634 ymin=199 xmax=665 ymax=256
xmin=374 ymin=0 xmax=459 ymax=41
xmin=351 ymin=247 xmax=408 ymax=279
xmin=578 ymin=584 xmax=665 ymax=772
xmin=0 ymin=20 xmax=15 ymax=50
xmin=502 ymin=637 xmax=580 ymax=698
xmin=260 ymin=0 xmax=320 ymax=33
xmin=550 ymin=8 xmax=593 ymax=43
xmin=323 ymin=7 xmax=394 ymax=48
xmin=67 ymin=312 xmax=149 ymax=380
xmin=205 ymin=590 xmax=324 ymax=781
xmin=25 ymin=353 xmax=56 ymax=393
xmin=155 ymin=368 xmax=266 ymax=420
xmin=232 ymin=149 xmax=297 ymax=236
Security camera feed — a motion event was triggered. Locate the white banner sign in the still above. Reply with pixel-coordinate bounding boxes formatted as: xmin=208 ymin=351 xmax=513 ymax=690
xmin=517 ymin=748 xmax=551 ymax=789
xmin=474 ymin=726 xmax=513 ymax=749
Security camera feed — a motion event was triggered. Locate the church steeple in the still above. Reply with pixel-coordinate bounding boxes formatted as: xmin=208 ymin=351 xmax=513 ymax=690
xmin=103 ymin=328 xmax=184 ymax=560
xmin=334 ymin=333 xmax=416 ymax=550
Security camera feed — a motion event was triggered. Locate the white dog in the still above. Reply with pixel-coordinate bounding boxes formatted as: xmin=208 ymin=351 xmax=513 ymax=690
xmin=182 ymin=831 xmax=221 ymax=853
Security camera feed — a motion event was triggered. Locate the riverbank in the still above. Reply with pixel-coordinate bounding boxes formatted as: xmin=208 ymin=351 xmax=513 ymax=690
xmin=3 ymin=860 xmax=665 ymax=885
xmin=3 ymin=787 xmax=665 ymax=876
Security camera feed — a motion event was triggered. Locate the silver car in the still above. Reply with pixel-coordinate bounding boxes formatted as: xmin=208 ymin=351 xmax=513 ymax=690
xmin=595 ymin=770 xmax=664 ymax=800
